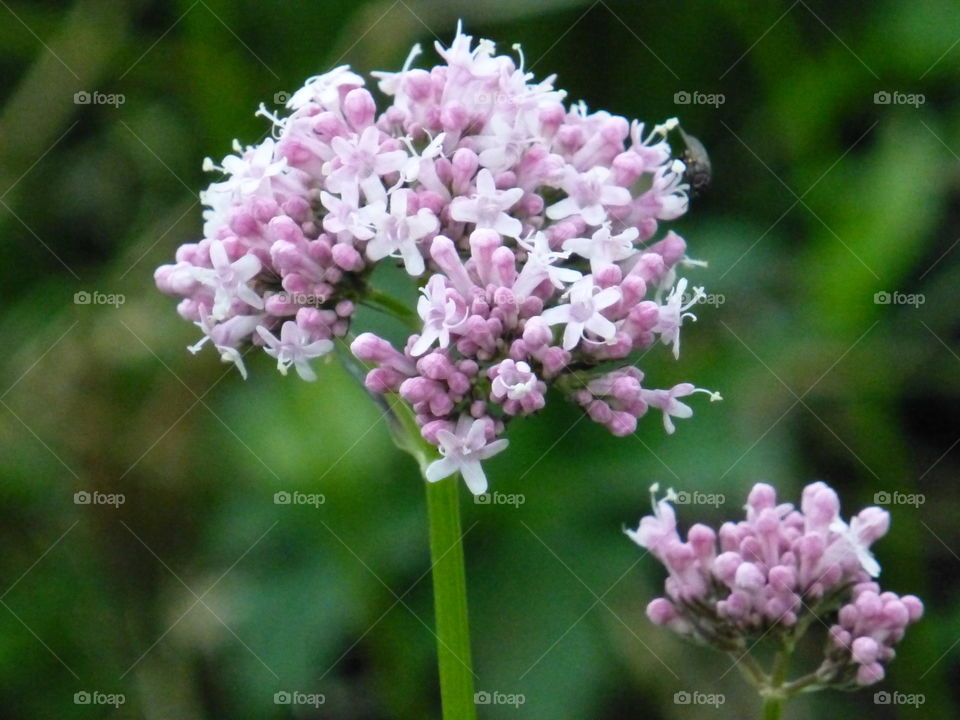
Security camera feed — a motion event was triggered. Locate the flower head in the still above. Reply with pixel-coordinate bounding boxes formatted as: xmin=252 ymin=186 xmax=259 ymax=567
xmin=155 ymin=24 xmax=717 ymax=496
xmin=629 ymin=482 xmax=922 ymax=692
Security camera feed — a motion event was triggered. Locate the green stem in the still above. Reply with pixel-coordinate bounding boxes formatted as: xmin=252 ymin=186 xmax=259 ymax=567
xmin=426 ymin=476 xmax=477 ymax=720
xmin=378 ymin=396 xmax=476 ymax=720
xmin=762 ymin=646 xmax=791 ymax=720
xmin=762 ymin=696 xmax=784 ymax=720
xmin=342 ymin=333 xmax=476 ymax=720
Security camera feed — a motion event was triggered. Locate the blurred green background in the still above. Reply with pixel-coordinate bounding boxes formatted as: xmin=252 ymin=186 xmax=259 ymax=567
xmin=1 ymin=0 xmax=958 ymax=717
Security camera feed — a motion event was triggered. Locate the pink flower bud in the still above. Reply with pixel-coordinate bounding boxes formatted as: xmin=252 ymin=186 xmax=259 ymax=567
xmin=343 ymin=88 xmax=376 ymax=129
xmin=646 ymin=598 xmax=677 ymax=626
xmin=734 ymin=562 xmax=765 ymax=591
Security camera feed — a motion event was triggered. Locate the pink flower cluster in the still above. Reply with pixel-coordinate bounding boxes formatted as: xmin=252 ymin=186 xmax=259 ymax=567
xmin=823 ymin=580 xmax=923 ymax=685
xmin=154 ymin=24 xmax=718 ymax=493
xmin=629 ymin=482 xmax=922 ymax=687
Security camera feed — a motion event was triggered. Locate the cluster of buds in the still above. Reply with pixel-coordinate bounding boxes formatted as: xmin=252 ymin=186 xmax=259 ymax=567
xmin=155 ymin=24 xmax=719 ymax=493
xmin=629 ymin=482 xmax=922 ymax=689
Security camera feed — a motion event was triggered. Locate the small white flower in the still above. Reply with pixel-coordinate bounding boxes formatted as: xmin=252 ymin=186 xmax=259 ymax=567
xmin=425 ymin=416 xmax=509 ymax=495
xmin=365 ymin=189 xmax=438 ymax=276
xmin=192 ymin=240 xmax=264 ymax=320
xmin=491 ymin=360 xmax=538 ymax=401
xmin=320 ymin=191 xmax=380 ymax=241
xmin=540 ymin=276 xmax=621 ymax=350
xmin=545 ymin=166 xmax=631 ymax=226
xmin=449 ymin=168 xmax=524 ymax=238
xmin=828 ymin=509 xmax=889 ymax=578
xmin=399 ymin=131 xmax=445 ymax=184
xmin=641 ymin=384 xmax=721 ymax=434
xmin=256 ymin=322 xmax=333 ymax=381
xmin=411 ymin=276 xmax=469 ymax=356
xmin=434 ymin=23 xmax=500 ymax=79
xmin=286 ymin=65 xmax=365 ymax=111
xmin=473 ymin=114 xmax=541 ymax=174
xmin=200 ymin=139 xmax=287 ymax=237
xmin=325 ymin=126 xmax=408 ymax=206
xmin=515 ymin=231 xmax=582 ymax=296
xmin=188 ymin=310 xmax=264 ymax=379
xmin=563 ymin=223 xmax=639 ymax=274
xmin=653 ymin=278 xmax=704 ymax=359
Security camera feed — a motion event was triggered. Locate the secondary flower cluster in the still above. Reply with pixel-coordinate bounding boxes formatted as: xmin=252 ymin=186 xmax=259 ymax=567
xmin=629 ymin=482 xmax=922 ymax=688
xmin=154 ymin=24 xmax=718 ymax=493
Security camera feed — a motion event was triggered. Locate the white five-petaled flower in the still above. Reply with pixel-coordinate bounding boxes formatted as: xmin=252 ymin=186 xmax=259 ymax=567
xmin=201 ymin=140 xmax=287 ymax=237
xmin=325 ymin=126 xmax=408 ymax=206
xmin=203 ymin=138 xmax=288 ymax=198
xmin=365 ymin=189 xmax=438 ymax=276
xmin=653 ymin=278 xmax=704 ymax=359
xmin=256 ymin=321 xmax=333 ymax=381
xmin=641 ymin=384 xmax=722 ymax=434
xmin=625 ymin=482 xmax=681 ymax=558
xmin=517 ymin=231 xmax=583 ymax=290
xmin=188 ymin=309 xmax=265 ymax=379
xmin=491 ymin=360 xmax=538 ymax=401
xmin=562 ymin=223 xmax=640 ymax=274
xmin=320 ymin=191 xmax=379 ymax=241
xmin=515 ymin=231 xmax=582 ymax=296
xmin=449 ymin=168 xmax=524 ymax=238
xmin=473 ymin=114 xmax=541 ymax=174
xmin=829 ymin=508 xmax=890 ymax=578
xmin=647 ymin=158 xmax=690 ymax=220
xmin=192 ymin=240 xmax=264 ymax=320
xmin=286 ymin=65 xmax=365 ymax=111
xmin=545 ymin=166 xmax=632 ymax=226
xmin=399 ymin=131 xmax=446 ymax=184
xmin=540 ymin=276 xmax=621 ymax=350
xmin=425 ymin=416 xmax=509 ymax=495
xmin=434 ymin=23 xmax=499 ymax=79
xmin=411 ymin=275 xmax=469 ymax=356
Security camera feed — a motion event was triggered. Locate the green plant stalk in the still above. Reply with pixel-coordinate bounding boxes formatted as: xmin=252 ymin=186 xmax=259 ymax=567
xmin=761 ymin=644 xmax=792 ymax=720
xmin=380 ymin=395 xmax=476 ymax=720
xmin=426 ymin=475 xmax=477 ymax=720
xmin=341 ymin=323 xmax=476 ymax=719
xmin=762 ymin=696 xmax=784 ymax=720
